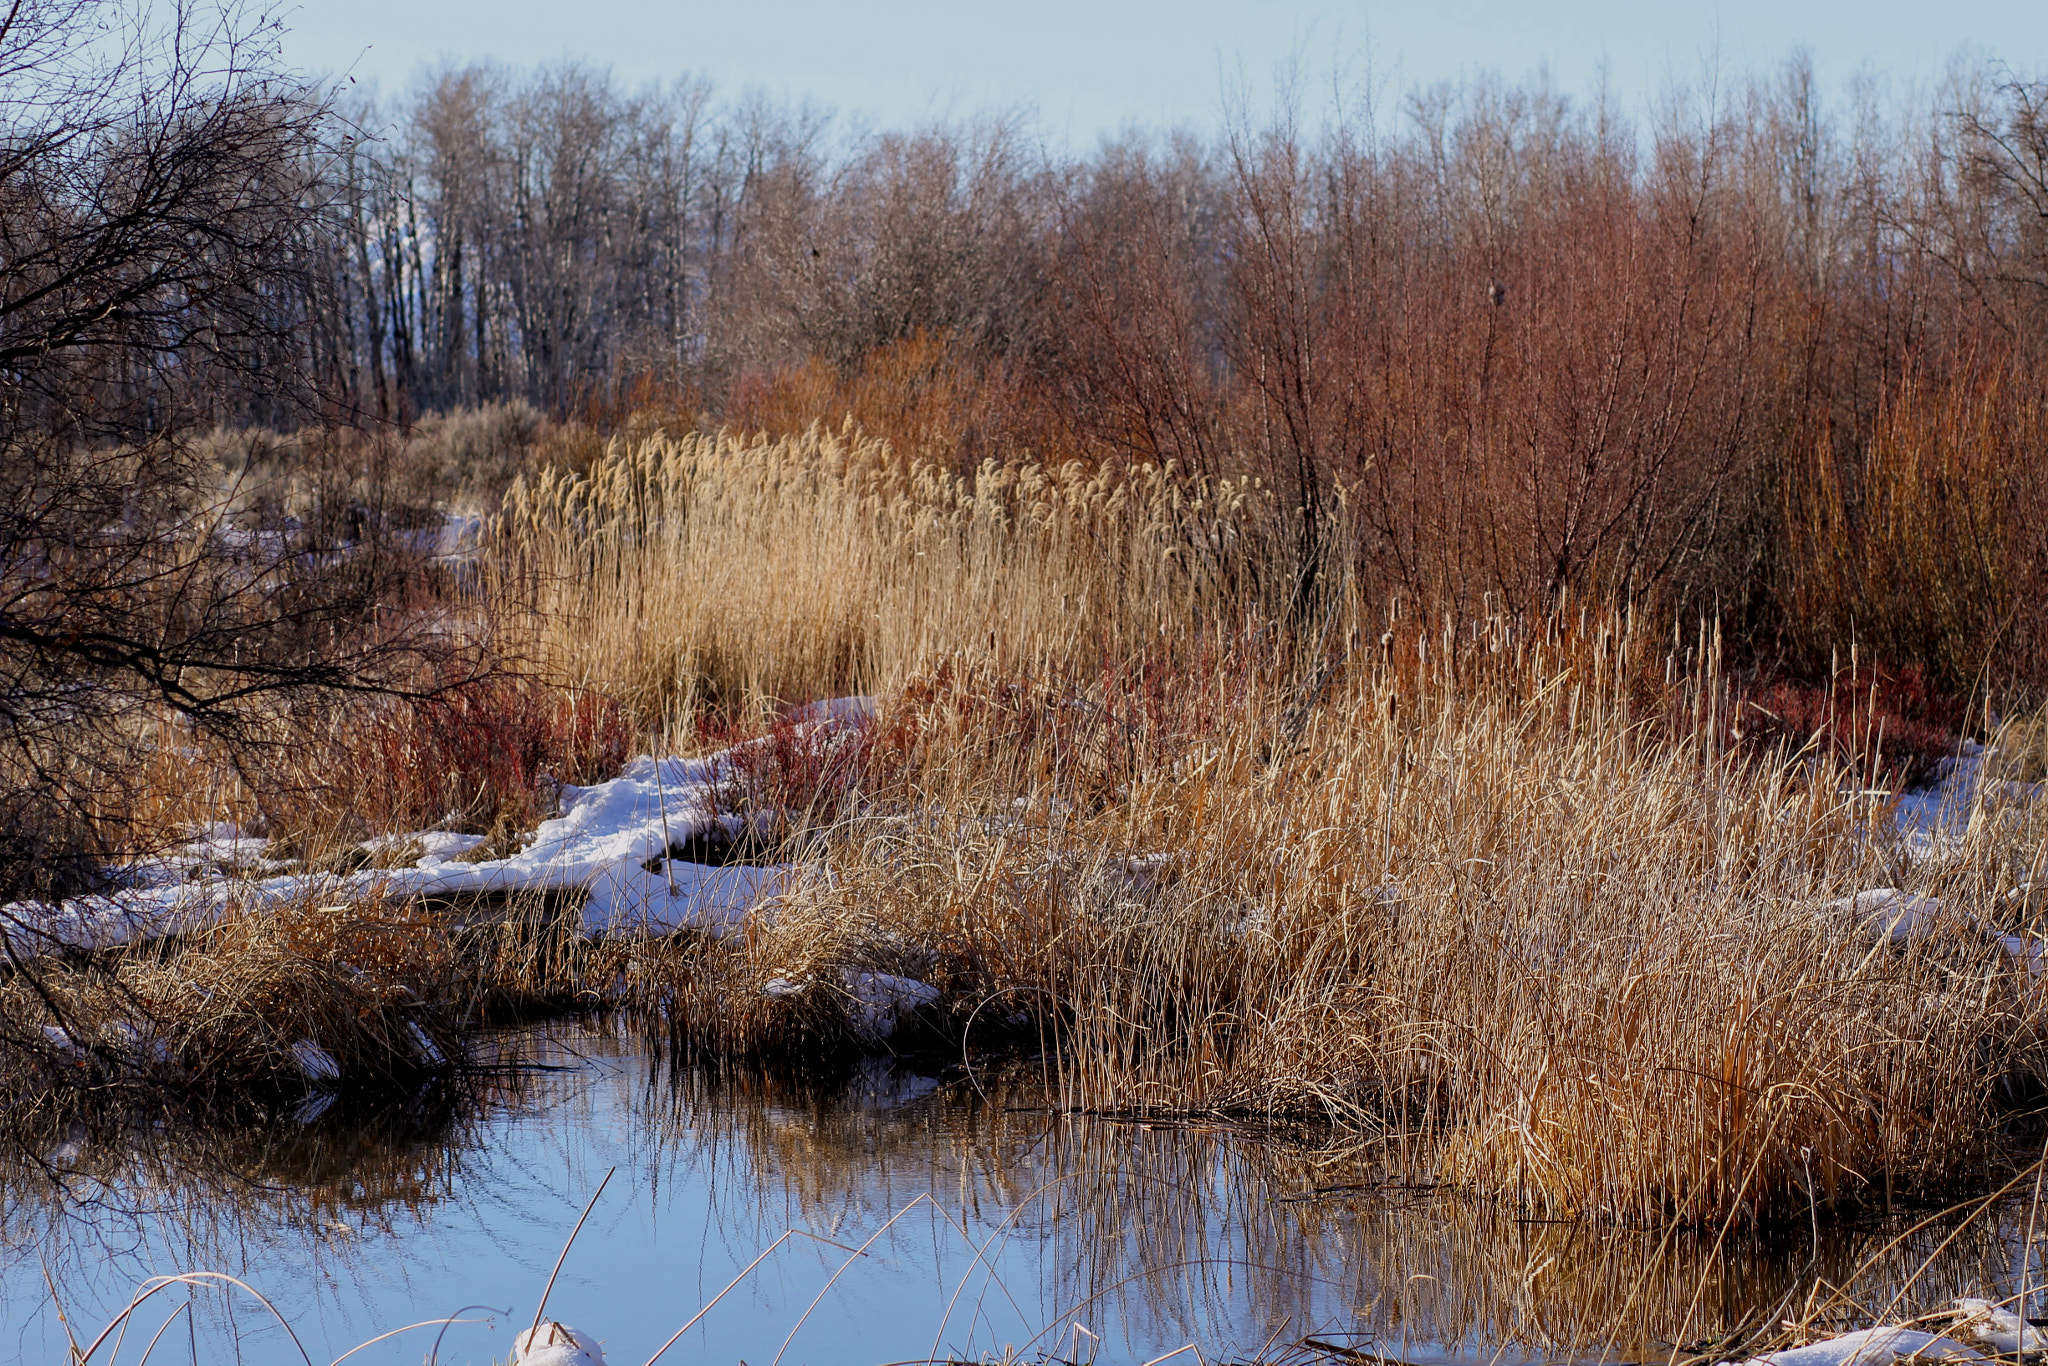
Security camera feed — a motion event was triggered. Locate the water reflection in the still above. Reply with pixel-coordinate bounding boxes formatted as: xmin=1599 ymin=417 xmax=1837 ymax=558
xmin=0 ymin=1025 xmax=2036 ymax=1365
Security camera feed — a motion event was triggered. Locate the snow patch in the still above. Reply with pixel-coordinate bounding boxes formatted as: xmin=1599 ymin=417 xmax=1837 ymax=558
xmin=1824 ymin=887 xmax=2048 ymax=973
xmin=1895 ymin=738 xmax=2044 ymax=856
xmin=2 ymin=706 xmax=875 ymax=957
xmin=363 ymin=830 xmax=490 ymax=866
xmin=790 ymin=695 xmax=877 ymax=725
xmin=292 ymin=1039 xmax=341 ymax=1084
xmin=405 ymin=1021 xmax=446 ymax=1066
xmin=1733 ymin=1327 xmax=1980 ymax=1366
xmin=1951 ymin=1298 xmax=2048 ymax=1355
xmin=40 ymin=1025 xmax=84 ymax=1061
xmin=844 ymin=971 xmax=940 ymax=1043
xmin=512 ymin=1321 xmax=607 ymax=1366
xmin=1826 ymin=888 xmax=1955 ymax=943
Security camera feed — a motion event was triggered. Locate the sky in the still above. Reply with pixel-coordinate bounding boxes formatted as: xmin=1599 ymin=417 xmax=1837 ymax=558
xmin=280 ymin=0 xmax=2048 ymax=142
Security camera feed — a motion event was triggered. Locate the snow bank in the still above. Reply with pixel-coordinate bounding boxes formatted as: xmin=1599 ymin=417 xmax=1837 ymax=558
xmin=292 ymin=1039 xmax=341 ymax=1085
xmin=759 ymin=969 xmax=942 ymax=1043
xmin=1825 ymin=887 xmax=2048 ymax=974
xmin=397 ymin=511 xmax=484 ymax=563
xmin=1895 ymin=739 xmax=2044 ymax=856
xmin=1828 ymin=889 xmax=1958 ymax=944
xmin=0 ymin=708 xmax=871 ymax=957
xmin=789 ymin=694 xmax=876 ymax=725
xmin=844 ymin=971 xmax=941 ymax=1042
xmin=1727 ymin=1300 xmax=2048 ymax=1366
xmin=1835 ymin=737 xmax=2048 ymax=970
xmin=1951 ymin=1298 xmax=2048 ymax=1355
xmin=1895 ymin=741 xmax=1990 ymax=855
xmin=362 ymin=830 xmax=489 ymax=864
xmin=1733 ymin=1327 xmax=1981 ymax=1366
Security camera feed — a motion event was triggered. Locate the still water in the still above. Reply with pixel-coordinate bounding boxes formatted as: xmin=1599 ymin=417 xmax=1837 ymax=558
xmin=0 ymin=1024 xmax=2035 ymax=1365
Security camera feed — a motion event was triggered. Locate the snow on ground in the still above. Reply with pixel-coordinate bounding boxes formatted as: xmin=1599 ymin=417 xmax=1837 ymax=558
xmin=1827 ymin=886 xmax=2048 ymax=973
xmin=1831 ymin=888 xmax=1953 ymax=943
xmin=1731 ymin=1326 xmax=1981 ymax=1366
xmin=1819 ymin=738 xmax=2048 ymax=970
xmin=0 ymin=711 xmax=870 ymax=957
xmin=1726 ymin=1298 xmax=2048 ymax=1366
xmin=843 ymin=972 xmax=942 ymax=1043
xmin=362 ymin=830 xmax=490 ymax=864
xmin=789 ymin=694 xmax=876 ymax=725
xmin=1828 ymin=886 xmax=2048 ymax=973
xmin=1893 ymin=739 xmax=2045 ymax=856
xmin=1951 ymin=1298 xmax=2048 ymax=1355
xmin=512 ymin=1322 xmax=607 ymax=1366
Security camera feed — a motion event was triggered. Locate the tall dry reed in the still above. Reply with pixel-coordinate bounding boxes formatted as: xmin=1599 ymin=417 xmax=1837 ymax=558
xmin=468 ymin=429 xmax=2048 ymax=1225
xmin=758 ymin=633 xmax=2043 ymax=1226
xmin=490 ymin=424 xmax=1298 ymax=729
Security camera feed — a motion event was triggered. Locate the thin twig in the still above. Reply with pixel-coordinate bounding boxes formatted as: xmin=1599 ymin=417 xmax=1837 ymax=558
xmin=528 ymin=1166 xmax=617 ymax=1343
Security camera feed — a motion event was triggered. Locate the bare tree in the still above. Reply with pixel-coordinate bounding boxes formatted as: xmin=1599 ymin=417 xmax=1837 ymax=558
xmin=0 ymin=0 xmax=474 ymax=904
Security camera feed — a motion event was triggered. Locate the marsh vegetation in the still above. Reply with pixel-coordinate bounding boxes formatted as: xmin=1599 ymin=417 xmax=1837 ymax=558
xmin=8 ymin=0 xmax=2048 ymax=1358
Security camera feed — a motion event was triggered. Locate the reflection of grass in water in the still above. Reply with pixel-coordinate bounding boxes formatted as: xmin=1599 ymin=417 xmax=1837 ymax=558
xmin=0 ymin=1070 xmax=484 ymax=1286
xmin=0 ymin=1030 xmax=607 ymax=1363
xmin=602 ymin=1041 xmax=2044 ymax=1360
xmin=12 ymin=1027 xmax=2047 ymax=1364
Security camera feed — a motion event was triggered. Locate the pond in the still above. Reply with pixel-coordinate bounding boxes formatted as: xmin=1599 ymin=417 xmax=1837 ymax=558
xmin=0 ymin=1024 xmax=2038 ymax=1365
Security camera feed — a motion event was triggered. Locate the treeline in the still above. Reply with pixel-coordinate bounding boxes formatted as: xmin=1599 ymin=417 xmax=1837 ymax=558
xmin=314 ymin=68 xmax=1049 ymax=416
xmin=298 ymin=58 xmax=2048 ymax=685
xmin=13 ymin=1 xmax=2048 ymax=686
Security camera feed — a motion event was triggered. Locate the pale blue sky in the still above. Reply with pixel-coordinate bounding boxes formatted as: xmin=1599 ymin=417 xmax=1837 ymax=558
xmin=281 ymin=0 xmax=2048 ymax=139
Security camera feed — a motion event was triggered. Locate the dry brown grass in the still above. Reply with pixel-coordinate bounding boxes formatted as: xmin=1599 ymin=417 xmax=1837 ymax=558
xmin=1992 ymin=705 xmax=2048 ymax=786
xmin=746 ymin=645 xmax=2042 ymax=1226
xmin=491 ymin=423 xmax=1292 ymax=730
xmin=0 ymin=898 xmax=461 ymax=1106
xmin=0 ymin=888 xmax=618 ymax=1116
xmin=477 ymin=429 xmax=2048 ymax=1225
xmin=13 ymin=423 xmax=2042 ymax=1235
xmin=199 ymin=399 xmax=592 ymax=517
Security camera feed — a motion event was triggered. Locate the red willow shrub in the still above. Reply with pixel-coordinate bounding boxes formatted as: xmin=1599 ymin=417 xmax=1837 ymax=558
xmin=708 ymin=711 xmax=883 ymax=842
xmin=1779 ymin=358 xmax=2048 ymax=695
xmin=1732 ymin=666 xmax=1972 ymax=792
xmin=320 ymin=679 xmax=633 ymax=840
xmin=278 ymin=61 xmax=2048 ymax=700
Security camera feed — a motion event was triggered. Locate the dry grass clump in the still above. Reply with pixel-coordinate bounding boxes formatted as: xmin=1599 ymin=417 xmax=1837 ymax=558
xmin=699 ymin=629 xmax=2045 ymax=1226
xmin=177 ymin=900 xmax=465 ymax=1077
xmin=200 ymin=399 xmax=587 ymax=516
xmin=263 ymin=678 xmax=633 ymax=859
xmin=616 ymin=906 xmax=943 ymax=1065
xmin=491 ymin=424 xmax=1283 ymax=729
xmin=1991 ymin=705 xmax=2048 ymax=785
xmin=0 ymin=897 xmax=469 ymax=1105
